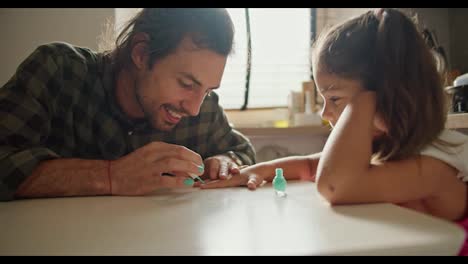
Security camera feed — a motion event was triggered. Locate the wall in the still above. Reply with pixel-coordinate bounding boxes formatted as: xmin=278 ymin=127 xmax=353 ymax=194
xmin=115 ymin=8 xmax=141 ymax=33
xmin=0 ymin=8 xmax=115 ymax=86
xmin=402 ymin=8 xmax=451 ymax=64
xmin=449 ymin=8 xmax=468 ymax=74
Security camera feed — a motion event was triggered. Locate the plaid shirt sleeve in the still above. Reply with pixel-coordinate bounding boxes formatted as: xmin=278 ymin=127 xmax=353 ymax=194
xmin=206 ymin=93 xmax=256 ymax=166
xmin=0 ymin=45 xmax=61 ymax=201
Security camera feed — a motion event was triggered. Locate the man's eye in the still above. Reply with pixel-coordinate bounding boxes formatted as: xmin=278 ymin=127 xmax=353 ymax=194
xmin=178 ymin=80 xmax=193 ymax=89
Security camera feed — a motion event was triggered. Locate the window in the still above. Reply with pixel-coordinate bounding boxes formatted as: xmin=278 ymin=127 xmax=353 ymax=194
xmin=219 ymin=8 xmax=311 ymax=109
xmin=220 ymin=8 xmax=373 ymax=110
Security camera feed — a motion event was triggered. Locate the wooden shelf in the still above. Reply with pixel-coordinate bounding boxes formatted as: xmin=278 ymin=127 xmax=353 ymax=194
xmin=236 ymin=125 xmax=330 ymax=137
xmin=446 ymin=113 xmax=468 ymax=129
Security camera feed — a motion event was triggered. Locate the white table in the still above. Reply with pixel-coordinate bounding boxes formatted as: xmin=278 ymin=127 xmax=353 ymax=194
xmin=0 ymin=181 xmax=465 ymax=255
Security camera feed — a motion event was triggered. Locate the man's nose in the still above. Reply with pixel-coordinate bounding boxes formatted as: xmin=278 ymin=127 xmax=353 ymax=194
xmin=183 ymin=91 xmax=206 ymax=116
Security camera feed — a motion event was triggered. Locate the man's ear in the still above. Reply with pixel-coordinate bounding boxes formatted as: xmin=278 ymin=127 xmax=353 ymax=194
xmin=130 ymin=32 xmax=150 ymax=70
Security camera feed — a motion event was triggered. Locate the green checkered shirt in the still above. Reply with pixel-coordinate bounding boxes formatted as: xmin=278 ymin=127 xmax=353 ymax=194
xmin=0 ymin=42 xmax=256 ymax=201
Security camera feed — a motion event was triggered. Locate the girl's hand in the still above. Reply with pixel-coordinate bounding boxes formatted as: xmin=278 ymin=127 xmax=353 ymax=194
xmin=198 ymin=165 xmax=266 ymax=190
xmin=352 ymin=91 xmax=388 ymax=136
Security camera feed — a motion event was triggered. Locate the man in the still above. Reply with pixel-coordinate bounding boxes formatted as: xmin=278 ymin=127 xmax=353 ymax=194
xmin=0 ymin=8 xmax=255 ymax=201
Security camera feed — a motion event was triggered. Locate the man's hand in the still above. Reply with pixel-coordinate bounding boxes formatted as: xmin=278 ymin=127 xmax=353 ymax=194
xmin=203 ymin=154 xmax=241 ymax=180
xmin=110 ymin=142 xmax=204 ymax=195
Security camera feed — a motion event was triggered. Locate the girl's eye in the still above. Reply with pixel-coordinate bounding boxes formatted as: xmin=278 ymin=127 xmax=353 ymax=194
xmin=329 ymin=96 xmax=340 ymax=103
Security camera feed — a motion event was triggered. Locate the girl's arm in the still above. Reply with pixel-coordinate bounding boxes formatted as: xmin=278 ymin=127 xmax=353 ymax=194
xmin=200 ymin=153 xmax=321 ymax=189
xmin=316 ymin=92 xmax=457 ymax=205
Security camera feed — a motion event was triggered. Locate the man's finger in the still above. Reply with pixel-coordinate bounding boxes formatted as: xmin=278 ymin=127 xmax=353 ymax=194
xmin=146 ymin=142 xmax=203 ymax=166
xmin=218 ymin=161 xmax=229 ymax=180
xmin=157 ymin=158 xmax=202 ymax=178
xmin=229 ymin=167 xmax=240 ymax=175
xmin=228 ymin=164 xmax=247 ymax=178
xmin=154 ymin=174 xmax=187 ymax=188
xmin=208 ymin=160 xmax=220 ymax=180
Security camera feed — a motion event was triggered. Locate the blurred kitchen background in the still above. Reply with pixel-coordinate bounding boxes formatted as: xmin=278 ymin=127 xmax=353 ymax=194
xmin=1 ymin=8 xmax=467 ymax=162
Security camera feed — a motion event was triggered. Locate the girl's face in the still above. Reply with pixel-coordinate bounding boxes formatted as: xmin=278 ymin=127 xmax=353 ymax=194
xmin=314 ymin=67 xmax=387 ymax=137
xmin=314 ymin=69 xmax=364 ymax=128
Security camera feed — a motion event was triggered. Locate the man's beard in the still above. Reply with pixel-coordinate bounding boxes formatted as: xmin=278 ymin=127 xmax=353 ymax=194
xmin=134 ymin=81 xmax=183 ymax=132
xmin=133 ymin=80 xmax=161 ymax=130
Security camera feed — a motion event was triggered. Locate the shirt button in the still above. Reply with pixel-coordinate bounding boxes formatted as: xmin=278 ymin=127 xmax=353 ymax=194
xmin=128 ymin=131 xmax=133 ymax=136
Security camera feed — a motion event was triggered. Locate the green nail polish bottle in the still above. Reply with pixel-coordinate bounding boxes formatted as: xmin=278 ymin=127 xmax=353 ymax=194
xmin=272 ymin=168 xmax=287 ymax=197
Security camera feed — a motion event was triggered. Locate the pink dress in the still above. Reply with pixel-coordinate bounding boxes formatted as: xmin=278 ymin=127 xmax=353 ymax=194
xmin=420 ymin=130 xmax=468 ymax=256
xmin=458 ymin=217 xmax=468 ymax=256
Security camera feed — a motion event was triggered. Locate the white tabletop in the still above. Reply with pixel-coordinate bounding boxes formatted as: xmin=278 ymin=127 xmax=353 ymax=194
xmin=0 ymin=181 xmax=465 ymax=255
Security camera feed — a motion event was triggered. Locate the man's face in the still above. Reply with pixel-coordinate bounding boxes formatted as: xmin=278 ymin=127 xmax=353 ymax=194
xmin=134 ymin=37 xmax=227 ymax=131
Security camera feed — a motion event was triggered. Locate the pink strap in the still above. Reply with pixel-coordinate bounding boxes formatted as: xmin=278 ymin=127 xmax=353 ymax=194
xmin=108 ymin=161 xmax=112 ymax=195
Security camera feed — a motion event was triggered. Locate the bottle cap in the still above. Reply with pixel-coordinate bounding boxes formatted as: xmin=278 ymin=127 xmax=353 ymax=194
xmin=275 ymin=168 xmax=283 ymax=178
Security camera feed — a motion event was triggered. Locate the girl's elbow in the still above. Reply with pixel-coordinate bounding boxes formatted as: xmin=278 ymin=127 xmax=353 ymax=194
xmin=316 ymin=174 xmax=347 ymax=205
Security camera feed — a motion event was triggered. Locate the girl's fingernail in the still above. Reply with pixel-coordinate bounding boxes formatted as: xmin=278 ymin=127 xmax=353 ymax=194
xmin=198 ymin=165 xmax=204 ymax=173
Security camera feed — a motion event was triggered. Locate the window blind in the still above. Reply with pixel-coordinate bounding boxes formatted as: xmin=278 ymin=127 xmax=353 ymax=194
xmin=218 ymin=8 xmax=311 ymax=109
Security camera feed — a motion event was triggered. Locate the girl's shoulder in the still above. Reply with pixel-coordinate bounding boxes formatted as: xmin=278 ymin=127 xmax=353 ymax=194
xmin=420 ymin=129 xmax=468 ymax=182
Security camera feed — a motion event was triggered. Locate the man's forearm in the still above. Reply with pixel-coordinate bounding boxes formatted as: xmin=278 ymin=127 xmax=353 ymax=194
xmin=14 ymin=158 xmax=110 ymax=199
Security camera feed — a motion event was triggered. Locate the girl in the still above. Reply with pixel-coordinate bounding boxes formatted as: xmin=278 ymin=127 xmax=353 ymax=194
xmin=200 ymin=8 xmax=468 ymax=255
